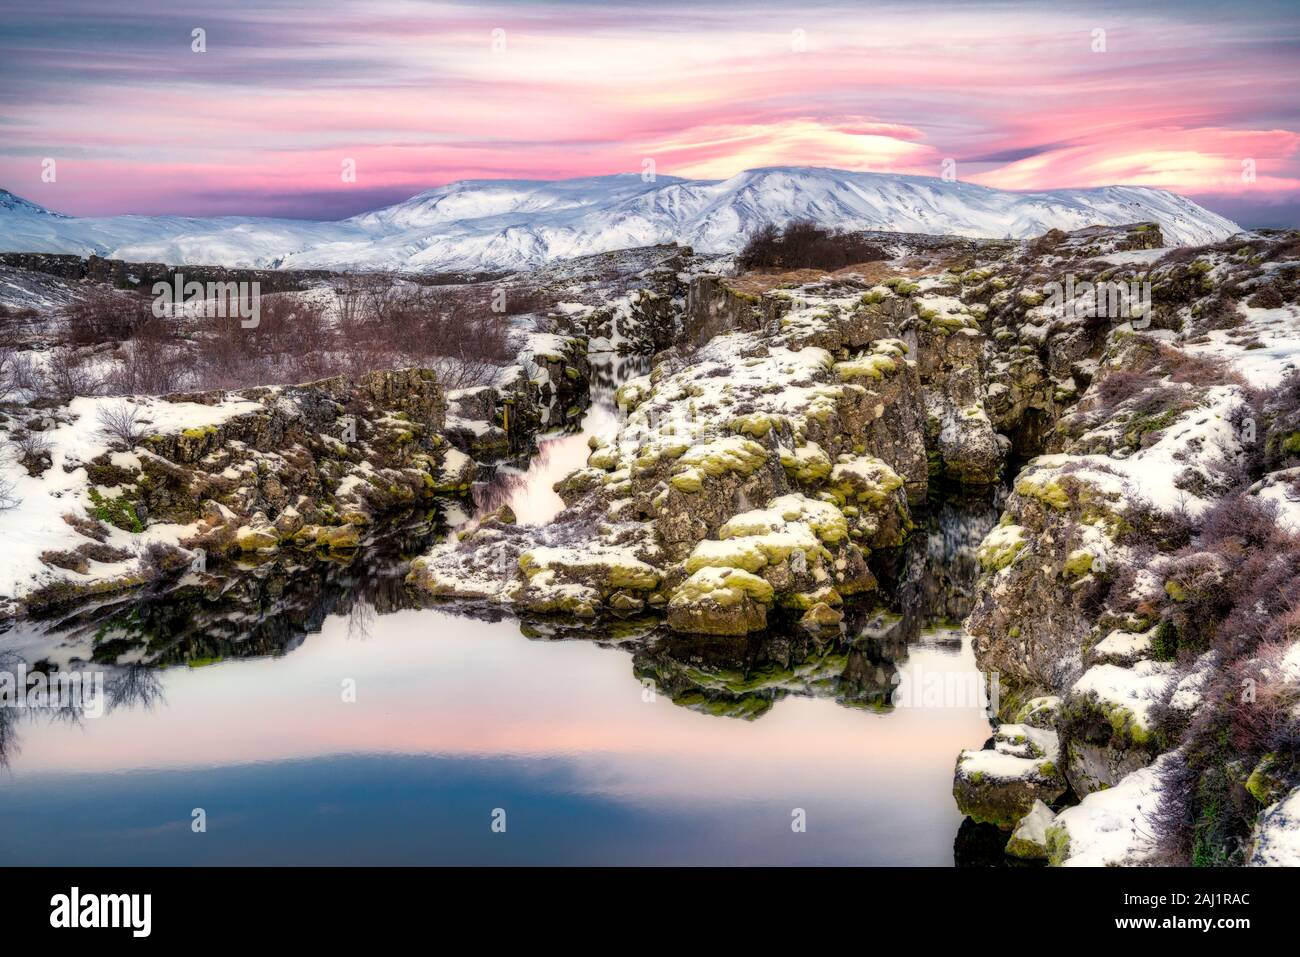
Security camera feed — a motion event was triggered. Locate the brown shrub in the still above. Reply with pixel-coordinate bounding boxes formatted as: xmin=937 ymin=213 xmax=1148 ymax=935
xmin=737 ymin=220 xmax=887 ymax=272
xmin=64 ymin=289 xmax=152 ymax=346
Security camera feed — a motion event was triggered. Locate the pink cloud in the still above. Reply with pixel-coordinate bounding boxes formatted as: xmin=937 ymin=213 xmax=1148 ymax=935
xmin=0 ymin=2 xmax=1296 ymax=220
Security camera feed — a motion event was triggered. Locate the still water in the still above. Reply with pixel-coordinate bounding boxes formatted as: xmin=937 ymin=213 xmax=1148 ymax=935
xmin=0 ymin=355 xmax=1001 ymax=865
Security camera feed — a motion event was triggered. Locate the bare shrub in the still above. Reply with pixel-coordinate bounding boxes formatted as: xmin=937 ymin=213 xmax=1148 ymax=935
xmin=0 ymin=345 xmax=15 ymax=402
xmin=41 ymin=348 xmax=105 ymax=401
xmin=430 ymin=356 xmax=498 ymax=390
xmin=97 ymin=400 xmax=145 ymax=447
xmin=1159 ymin=343 xmax=1242 ymax=387
xmin=138 ymin=541 xmax=192 ymax=578
xmin=64 ymin=289 xmax=151 ymax=346
xmin=11 ymin=429 xmax=52 ymax=475
xmin=7 ymin=351 xmax=42 ymax=394
xmin=107 ymin=335 xmax=188 ymax=396
xmin=737 ymin=220 xmax=887 ymax=272
xmin=1094 ymin=368 xmax=1158 ymax=408
xmin=334 ymin=281 xmax=512 ymax=378
xmin=0 ymin=473 xmax=17 ymax=510
xmin=191 ymin=294 xmax=339 ymax=390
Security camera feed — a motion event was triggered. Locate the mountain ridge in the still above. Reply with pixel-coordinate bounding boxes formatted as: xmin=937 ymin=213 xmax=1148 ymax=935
xmin=0 ymin=167 xmax=1241 ymax=273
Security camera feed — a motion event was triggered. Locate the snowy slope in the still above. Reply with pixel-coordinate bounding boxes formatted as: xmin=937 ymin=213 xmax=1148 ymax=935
xmin=0 ymin=167 xmax=1241 ymax=273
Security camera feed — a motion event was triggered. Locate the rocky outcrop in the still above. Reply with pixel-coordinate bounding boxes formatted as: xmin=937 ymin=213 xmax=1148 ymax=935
xmin=8 ymin=368 xmax=467 ymax=617
xmin=953 ymin=698 xmax=1068 ymax=829
xmin=410 ymin=277 xmax=957 ymax=633
xmin=955 ymin=227 xmax=1300 ymax=865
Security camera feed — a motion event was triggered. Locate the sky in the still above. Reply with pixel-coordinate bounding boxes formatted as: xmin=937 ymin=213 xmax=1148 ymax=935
xmin=1 ymin=0 xmax=1298 ymax=226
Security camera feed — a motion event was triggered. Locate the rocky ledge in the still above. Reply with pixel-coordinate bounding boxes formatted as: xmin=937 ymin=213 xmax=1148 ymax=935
xmin=952 ymin=227 xmax=1300 ymax=866
xmin=409 ymin=242 xmax=1022 ymax=632
xmin=0 ymin=368 xmax=472 ymax=617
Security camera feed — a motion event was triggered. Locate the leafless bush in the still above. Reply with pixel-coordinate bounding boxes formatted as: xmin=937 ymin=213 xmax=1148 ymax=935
xmin=431 ymin=356 xmax=498 ymax=390
xmin=0 ymin=346 xmax=45 ymax=401
xmin=0 ymin=473 xmax=17 ymax=510
xmin=107 ymin=319 xmax=189 ymax=396
xmin=97 ymin=400 xmax=146 ymax=447
xmin=191 ymin=294 xmax=339 ymax=390
xmin=334 ymin=281 xmax=513 ymax=377
xmin=249 ymin=293 xmax=332 ymax=358
xmin=737 ymin=220 xmax=887 ymax=272
xmin=0 ymin=346 xmax=15 ymax=402
xmin=64 ymin=289 xmax=152 ymax=346
xmin=41 ymin=348 xmax=105 ymax=401
xmin=11 ymin=429 xmax=52 ymax=475
xmin=1094 ymin=368 xmax=1158 ymax=407
xmin=7 ymin=351 xmax=42 ymax=394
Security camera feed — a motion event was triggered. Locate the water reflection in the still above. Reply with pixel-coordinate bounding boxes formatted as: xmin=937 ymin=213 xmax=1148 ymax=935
xmin=0 ymin=476 xmax=1002 ymax=864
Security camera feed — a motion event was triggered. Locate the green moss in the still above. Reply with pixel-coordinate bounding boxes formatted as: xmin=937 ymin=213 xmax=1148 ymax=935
xmin=834 ymin=354 xmax=896 ymax=380
xmin=729 ymin=413 xmax=781 ymax=438
xmin=779 ymin=444 xmax=832 ymax=483
xmin=1123 ymin=407 xmax=1181 ymax=447
xmin=674 ymin=437 xmax=768 ymax=480
xmin=1045 ymin=823 xmax=1071 ymax=866
xmin=669 ymin=468 xmax=703 ymax=493
xmin=1015 ymin=473 xmax=1071 ymax=510
xmin=976 ymin=524 xmax=1027 ymax=571
xmin=674 ymin=567 xmax=775 ymax=606
xmin=87 ymin=487 xmax=143 ymax=533
xmin=1062 ymin=548 xmax=1097 ymax=579
xmin=881 ymin=276 xmax=919 ymax=295
xmin=1151 ymin=617 xmax=1178 ymax=661
xmin=1245 ymin=753 xmax=1286 ymax=805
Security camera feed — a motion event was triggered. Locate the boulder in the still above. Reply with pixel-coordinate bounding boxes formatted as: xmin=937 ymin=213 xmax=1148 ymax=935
xmin=954 ymin=723 xmax=1067 ymax=828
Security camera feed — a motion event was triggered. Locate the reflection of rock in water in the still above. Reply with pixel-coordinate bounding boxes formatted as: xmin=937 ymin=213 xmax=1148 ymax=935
xmin=631 ymin=614 xmax=903 ymax=720
xmin=876 ymin=485 xmax=1003 ymax=641
xmin=953 ymin=817 xmax=1044 ymax=868
xmin=22 ymin=510 xmax=450 ymax=675
xmin=0 ymin=511 xmax=456 ymax=763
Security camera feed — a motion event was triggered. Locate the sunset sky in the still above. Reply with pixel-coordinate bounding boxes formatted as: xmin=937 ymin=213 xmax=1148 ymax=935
xmin=2 ymin=0 xmax=1298 ymax=225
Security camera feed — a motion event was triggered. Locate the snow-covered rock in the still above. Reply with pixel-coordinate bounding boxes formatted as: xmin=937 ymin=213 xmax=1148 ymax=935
xmin=1047 ymin=754 xmax=1172 ymax=866
xmin=953 ymin=722 xmax=1067 ymax=828
xmin=1006 ymin=799 xmax=1057 ymax=860
xmin=1247 ymin=788 xmax=1300 ymax=867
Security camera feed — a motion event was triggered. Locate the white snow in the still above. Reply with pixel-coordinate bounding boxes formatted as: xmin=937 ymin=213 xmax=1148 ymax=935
xmin=1093 ymin=627 xmax=1154 ymax=662
xmin=0 ymin=168 xmax=1240 ymax=274
xmin=0 ymin=394 xmax=259 ymax=607
xmin=1071 ymin=660 xmax=1177 ymax=731
xmin=1051 ymin=754 xmax=1173 ymax=866
xmin=1248 ymin=788 xmax=1300 ymax=866
xmin=1182 ymin=305 xmax=1300 ymax=389
xmin=1010 ymin=799 xmax=1057 ymax=850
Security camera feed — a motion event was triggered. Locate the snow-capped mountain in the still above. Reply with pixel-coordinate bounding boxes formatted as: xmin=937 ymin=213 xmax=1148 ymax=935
xmin=0 ymin=167 xmax=1241 ymax=273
